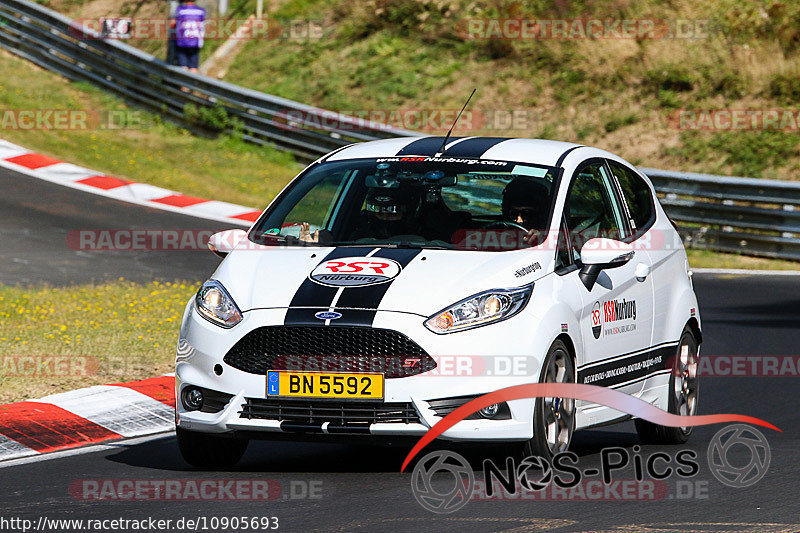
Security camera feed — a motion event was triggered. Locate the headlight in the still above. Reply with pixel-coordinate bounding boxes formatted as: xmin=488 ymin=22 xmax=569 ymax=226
xmin=424 ymin=284 xmax=533 ymax=334
xmin=195 ymin=280 xmax=242 ymax=328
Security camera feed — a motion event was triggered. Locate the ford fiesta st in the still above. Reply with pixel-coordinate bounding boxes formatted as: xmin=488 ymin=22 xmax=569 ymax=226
xmin=175 ymin=136 xmax=701 ymax=468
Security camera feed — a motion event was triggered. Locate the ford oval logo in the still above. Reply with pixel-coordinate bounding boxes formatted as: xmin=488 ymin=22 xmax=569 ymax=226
xmin=315 ymin=311 xmax=342 ymax=320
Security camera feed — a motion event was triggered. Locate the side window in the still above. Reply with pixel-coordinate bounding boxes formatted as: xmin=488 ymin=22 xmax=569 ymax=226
xmin=608 ymin=162 xmax=655 ymax=233
xmin=565 ymin=162 xmax=625 ymax=262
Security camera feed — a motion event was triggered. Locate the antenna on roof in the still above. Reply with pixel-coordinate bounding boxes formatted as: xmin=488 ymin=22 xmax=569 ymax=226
xmin=437 ymin=88 xmax=476 ymax=156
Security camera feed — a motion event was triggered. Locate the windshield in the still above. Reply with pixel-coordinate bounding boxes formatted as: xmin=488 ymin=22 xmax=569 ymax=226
xmin=250 ymin=157 xmax=560 ymax=251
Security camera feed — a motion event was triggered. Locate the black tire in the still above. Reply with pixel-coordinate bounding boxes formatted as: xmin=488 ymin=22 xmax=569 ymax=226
xmin=176 ymin=427 xmax=248 ymax=468
xmin=635 ymin=326 xmax=699 ymax=444
xmin=520 ymin=340 xmax=576 ymax=459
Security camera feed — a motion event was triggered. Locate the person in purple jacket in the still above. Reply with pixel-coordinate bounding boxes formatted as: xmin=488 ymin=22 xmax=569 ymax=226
xmin=171 ymin=0 xmax=206 ymax=73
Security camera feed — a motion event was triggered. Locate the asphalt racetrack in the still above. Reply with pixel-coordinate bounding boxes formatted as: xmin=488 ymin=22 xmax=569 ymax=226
xmin=1 ymin=166 xmax=798 ymax=532
xmin=0 ymin=166 xmax=234 ymax=285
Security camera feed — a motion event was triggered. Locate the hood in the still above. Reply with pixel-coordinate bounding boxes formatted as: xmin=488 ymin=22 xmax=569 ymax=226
xmin=213 ymin=243 xmax=555 ymax=317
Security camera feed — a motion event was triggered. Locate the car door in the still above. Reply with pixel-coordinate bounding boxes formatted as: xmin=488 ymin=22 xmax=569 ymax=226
xmin=558 ymin=160 xmax=655 ymax=406
xmin=607 ymin=160 xmax=673 ymax=350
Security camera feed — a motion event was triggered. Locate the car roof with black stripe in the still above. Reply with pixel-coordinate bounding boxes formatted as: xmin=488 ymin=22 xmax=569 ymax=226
xmin=324 ymin=136 xmax=583 ymax=167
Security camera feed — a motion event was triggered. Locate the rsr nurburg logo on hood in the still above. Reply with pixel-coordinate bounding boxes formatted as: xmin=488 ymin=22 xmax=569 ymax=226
xmin=309 ymin=257 xmax=402 ymax=287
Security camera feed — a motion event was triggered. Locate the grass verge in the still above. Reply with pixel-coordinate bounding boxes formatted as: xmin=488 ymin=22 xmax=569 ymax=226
xmin=686 ymin=249 xmax=800 ymax=270
xmin=0 ymin=280 xmax=195 ymax=403
xmin=0 ymin=50 xmax=302 ymax=208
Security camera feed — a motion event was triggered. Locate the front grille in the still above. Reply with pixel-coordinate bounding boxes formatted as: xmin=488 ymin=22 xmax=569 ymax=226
xmin=223 ymin=326 xmax=435 ymax=378
xmin=239 ymin=398 xmax=421 ymax=426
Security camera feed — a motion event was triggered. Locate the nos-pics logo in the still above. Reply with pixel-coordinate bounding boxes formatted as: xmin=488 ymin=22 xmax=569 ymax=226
xmin=410 ymin=424 xmax=771 ymax=513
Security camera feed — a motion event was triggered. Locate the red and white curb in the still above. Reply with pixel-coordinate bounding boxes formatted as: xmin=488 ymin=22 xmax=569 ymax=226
xmin=0 ymin=375 xmax=176 ymax=462
xmin=0 ymin=139 xmax=262 ymax=226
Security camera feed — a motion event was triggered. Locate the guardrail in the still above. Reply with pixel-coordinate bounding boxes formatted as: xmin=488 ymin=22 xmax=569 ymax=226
xmin=0 ymin=0 xmax=798 ymax=261
xmin=0 ymin=0 xmax=418 ymax=160
xmin=642 ymin=168 xmax=800 ymax=261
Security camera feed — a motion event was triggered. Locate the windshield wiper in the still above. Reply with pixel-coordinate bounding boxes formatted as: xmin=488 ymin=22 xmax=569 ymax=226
xmin=377 ymin=242 xmax=454 ymax=250
xmin=327 ymin=241 xmax=454 ymax=250
xmin=326 ymin=242 xmax=384 ymax=248
xmin=396 ymin=243 xmax=452 ymax=250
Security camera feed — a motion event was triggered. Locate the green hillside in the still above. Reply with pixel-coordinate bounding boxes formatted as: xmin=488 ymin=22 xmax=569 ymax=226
xmin=36 ymin=0 xmax=800 ymax=179
xmin=219 ymin=0 xmax=800 ymax=180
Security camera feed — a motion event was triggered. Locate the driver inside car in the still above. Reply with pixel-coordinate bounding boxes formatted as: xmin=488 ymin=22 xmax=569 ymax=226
xmin=298 ymin=186 xmax=419 ymax=243
xmin=349 ymin=186 xmax=419 ymax=240
xmin=501 ymin=177 xmax=551 ymax=246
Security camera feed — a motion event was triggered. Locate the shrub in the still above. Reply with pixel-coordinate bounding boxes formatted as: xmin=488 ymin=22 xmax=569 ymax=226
xmin=183 ymin=103 xmax=241 ymax=133
xmin=644 ymin=65 xmax=695 ymax=93
xmin=604 ymin=112 xmax=639 ymax=133
xmin=768 ymin=74 xmax=800 ymax=103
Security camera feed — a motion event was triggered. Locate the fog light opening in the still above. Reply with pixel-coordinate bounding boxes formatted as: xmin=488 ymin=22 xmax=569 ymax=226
xmin=182 ymin=387 xmax=204 ymax=411
xmin=478 ymin=403 xmax=500 ymax=419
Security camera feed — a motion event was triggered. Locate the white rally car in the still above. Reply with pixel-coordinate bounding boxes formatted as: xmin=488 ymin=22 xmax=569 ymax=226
xmin=175 ymin=137 xmax=701 ymax=467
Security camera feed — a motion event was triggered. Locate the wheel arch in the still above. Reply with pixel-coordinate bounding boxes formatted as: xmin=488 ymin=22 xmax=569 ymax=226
xmin=555 ymin=333 xmax=577 ymax=379
xmin=662 ymin=280 xmax=701 ymax=346
xmin=687 ymin=317 xmax=702 ymax=344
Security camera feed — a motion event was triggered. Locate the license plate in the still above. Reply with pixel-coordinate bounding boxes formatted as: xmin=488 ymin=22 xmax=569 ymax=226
xmin=267 ymin=371 xmax=384 ymax=400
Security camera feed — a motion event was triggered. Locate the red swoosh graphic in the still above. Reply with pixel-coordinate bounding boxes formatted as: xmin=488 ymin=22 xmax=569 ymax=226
xmin=401 ymin=383 xmax=780 ymax=472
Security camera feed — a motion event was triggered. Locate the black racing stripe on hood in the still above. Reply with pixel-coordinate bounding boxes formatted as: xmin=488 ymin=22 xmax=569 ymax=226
xmin=333 ymin=248 xmax=421 ymax=311
xmin=284 ymin=247 xmax=421 ymax=327
xmin=282 ymin=308 xmax=329 ymax=326
xmin=441 ymin=137 xmax=511 ymax=157
xmin=326 ymin=309 xmax=381 ymax=327
xmin=282 ymin=307 xmax=396 ymax=327
xmin=395 ymin=136 xmax=460 ymax=156
xmin=284 ymin=247 xmax=375 ymax=325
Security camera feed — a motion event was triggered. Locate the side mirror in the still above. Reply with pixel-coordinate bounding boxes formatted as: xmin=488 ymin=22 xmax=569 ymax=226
xmin=578 ymin=238 xmax=634 ymax=291
xmin=208 ymin=229 xmax=247 ymax=258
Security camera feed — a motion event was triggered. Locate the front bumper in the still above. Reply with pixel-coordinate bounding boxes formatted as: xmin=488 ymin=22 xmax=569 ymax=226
xmin=175 ymin=305 xmax=545 ymax=442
